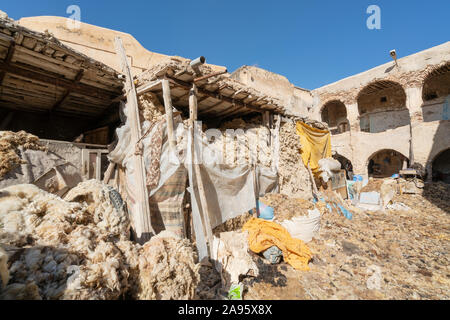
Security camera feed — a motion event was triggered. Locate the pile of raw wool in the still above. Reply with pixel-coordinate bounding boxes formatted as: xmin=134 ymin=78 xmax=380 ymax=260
xmin=136 ymin=231 xmax=200 ymax=300
xmin=0 ymin=131 xmax=47 ymax=178
xmin=217 ymin=116 xmax=272 ymax=167
xmin=0 ymin=181 xmax=200 ymax=300
xmin=278 ymin=121 xmax=313 ymax=200
xmin=138 ymin=92 xmax=165 ymax=123
xmin=260 ymin=193 xmax=314 ymax=222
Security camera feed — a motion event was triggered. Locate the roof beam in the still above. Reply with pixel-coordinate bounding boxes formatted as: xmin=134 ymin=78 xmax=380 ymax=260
xmin=0 ymin=61 xmax=118 ymax=100
xmin=167 ymin=75 xmax=279 ymax=114
xmin=0 ymin=42 xmax=16 ymax=84
xmin=50 ymin=69 xmax=84 ymax=112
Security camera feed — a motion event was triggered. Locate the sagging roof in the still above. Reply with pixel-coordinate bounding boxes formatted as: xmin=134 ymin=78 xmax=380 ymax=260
xmin=135 ymin=57 xmax=286 ymax=119
xmin=0 ymin=17 xmax=123 ymax=119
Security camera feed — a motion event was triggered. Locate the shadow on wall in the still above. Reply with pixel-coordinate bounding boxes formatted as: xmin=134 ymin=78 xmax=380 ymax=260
xmin=422 ymin=63 xmax=450 ymax=214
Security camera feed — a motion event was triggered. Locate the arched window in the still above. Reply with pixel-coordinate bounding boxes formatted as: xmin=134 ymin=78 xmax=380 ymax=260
xmin=422 ymin=63 xmax=450 ymax=122
xmin=357 ymin=81 xmax=409 ymax=133
xmin=422 ymin=63 xmax=450 ymax=102
xmin=367 ymin=149 xmax=409 ymax=178
xmin=432 ymin=148 xmax=450 ymax=183
xmin=321 ymin=100 xmax=349 ymax=134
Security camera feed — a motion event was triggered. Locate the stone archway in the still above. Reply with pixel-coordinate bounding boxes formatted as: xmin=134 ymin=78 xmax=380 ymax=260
xmin=357 ymin=80 xmax=410 ymax=133
xmin=321 ymin=100 xmax=349 ymax=134
xmin=432 ymin=148 xmax=450 ymax=183
xmin=367 ymin=149 xmax=409 ymax=178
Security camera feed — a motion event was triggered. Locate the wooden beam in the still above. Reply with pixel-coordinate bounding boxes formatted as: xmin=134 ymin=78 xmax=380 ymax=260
xmin=0 ymin=42 xmax=16 ymax=84
xmin=0 ymin=60 xmax=117 ymax=100
xmin=162 ymin=79 xmax=176 ymax=153
xmin=114 ymin=36 xmax=154 ymax=243
xmin=136 ymin=79 xmax=162 ymax=95
xmin=167 ymin=75 xmax=280 ymax=114
xmin=50 ymin=69 xmax=84 ymax=111
xmin=189 ymin=83 xmax=213 ymax=256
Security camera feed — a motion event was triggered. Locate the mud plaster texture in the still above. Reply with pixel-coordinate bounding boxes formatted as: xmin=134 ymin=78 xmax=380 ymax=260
xmin=278 ymin=120 xmax=313 ymax=200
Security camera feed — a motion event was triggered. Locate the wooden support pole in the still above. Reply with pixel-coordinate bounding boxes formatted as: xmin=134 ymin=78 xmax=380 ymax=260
xmin=103 ymin=162 xmax=116 ymax=184
xmin=114 ymin=37 xmax=153 ymax=243
xmin=189 ymin=83 xmax=213 ymax=256
xmin=162 ymin=79 xmax=176 ymax=153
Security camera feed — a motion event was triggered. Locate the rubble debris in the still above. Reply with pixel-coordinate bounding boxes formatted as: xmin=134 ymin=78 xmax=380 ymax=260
xmin=0 ymin=183 xmax=200 ymax=300
xmin=261 ymin=193 xmax=314 ymax=222
xmin=243 ymin=183 xmax=450 ymax=300
xmin=0 ymin=131 xmax=47 ymax=179
xmin=213 ymin=212 xmax=253 ymax=235
xmin=360 ymin=179 xmax=384 ymax=193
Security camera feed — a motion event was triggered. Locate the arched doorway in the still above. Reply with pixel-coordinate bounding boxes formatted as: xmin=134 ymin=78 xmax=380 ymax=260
xmin=432 ymin=149 xmax=450 ymax=183
xmin=321 ymin=100 xmax=349 ymax=134
xmin=422 ymin=63 xmax=450 ymax=122
xmin=368 ymin=149 xmax=409 ymax=178
xmin=357 ymin=80 xmax=410 ymax=133
xmin=333 ymin=153 xmax=353 ymax=179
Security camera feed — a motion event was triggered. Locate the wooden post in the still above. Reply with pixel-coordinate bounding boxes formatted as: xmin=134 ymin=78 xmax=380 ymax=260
xmin=162 ymin=79 xmax=177 ymax=153
xmin=103 ymin=162 xmax=116 ymax=184
xmin=189 ymin=83 xmax=213 ymax=255
xmin=271 ymin=114 xmax=281 ymax=174
xmin=114 ymin=37 xmax=153 ymax=243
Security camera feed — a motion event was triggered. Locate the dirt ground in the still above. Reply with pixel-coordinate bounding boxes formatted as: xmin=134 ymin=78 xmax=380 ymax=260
xmin=240 ymin=182 xmax=450 ymax=300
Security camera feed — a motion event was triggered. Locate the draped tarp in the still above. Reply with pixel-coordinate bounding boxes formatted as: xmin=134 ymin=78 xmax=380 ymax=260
xmin=109 ymin=104 xmax=278 ymax=259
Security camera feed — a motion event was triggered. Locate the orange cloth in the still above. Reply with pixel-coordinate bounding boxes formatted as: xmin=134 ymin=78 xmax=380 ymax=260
xmin=243 ymin=218 xmax=312 ymax=271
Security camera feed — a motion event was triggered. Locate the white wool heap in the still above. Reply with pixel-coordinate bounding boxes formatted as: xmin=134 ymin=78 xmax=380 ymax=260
xmin=0 ymin=182 xmax=200 ymax=300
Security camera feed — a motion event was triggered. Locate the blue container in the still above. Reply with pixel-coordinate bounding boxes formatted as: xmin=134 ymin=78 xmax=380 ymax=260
xmin=258 ymin=200 xmax=274 ymax=220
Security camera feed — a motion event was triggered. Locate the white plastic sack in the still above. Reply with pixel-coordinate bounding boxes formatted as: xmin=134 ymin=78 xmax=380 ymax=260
xmin=280 ymin=208 xmax=321 ymax=243
xmin=318 ymin=158 xmax=341 ymax=182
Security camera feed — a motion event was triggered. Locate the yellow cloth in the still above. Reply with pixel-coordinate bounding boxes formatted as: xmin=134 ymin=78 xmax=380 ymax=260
xmin=296 ymin=121 xmax=332 ymax=175
xmin=243 ymin=218 xmax=312 ymax=271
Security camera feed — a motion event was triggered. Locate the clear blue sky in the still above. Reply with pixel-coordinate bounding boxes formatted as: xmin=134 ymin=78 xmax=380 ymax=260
xmin=2 ymin=0 xmax=449 ymax=89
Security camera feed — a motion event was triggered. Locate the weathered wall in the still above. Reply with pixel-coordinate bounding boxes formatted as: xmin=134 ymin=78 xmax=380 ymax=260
xmin=231 ymin=66 xmax=312 ymax=117
xmin=310 ymin=42 xmax=450 ymax=179
xmin=17 ymin=16 xmax=226 ymax=77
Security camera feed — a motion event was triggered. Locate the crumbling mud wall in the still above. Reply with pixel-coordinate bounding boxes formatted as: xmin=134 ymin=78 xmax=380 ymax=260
xmin=0 ymin=182 xmax=200 ymax=300
xmin=278 ymin=120 xmax=313 ymax=200
xmin=0 ymin=131 xmax=47 ymax=179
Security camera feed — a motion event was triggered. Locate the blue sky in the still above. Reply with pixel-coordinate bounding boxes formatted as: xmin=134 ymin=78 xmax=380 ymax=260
xmin=1 ymin=0 xmax=449 ymax=89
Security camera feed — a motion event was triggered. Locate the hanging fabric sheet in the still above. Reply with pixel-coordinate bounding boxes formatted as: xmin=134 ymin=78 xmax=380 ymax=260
xmin=296 ymin=121 xmax=332 ymax=175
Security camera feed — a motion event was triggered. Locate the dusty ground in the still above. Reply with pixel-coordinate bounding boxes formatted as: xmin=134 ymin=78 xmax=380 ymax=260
xmin=241 ymin=182 xmax=450 ymax=300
